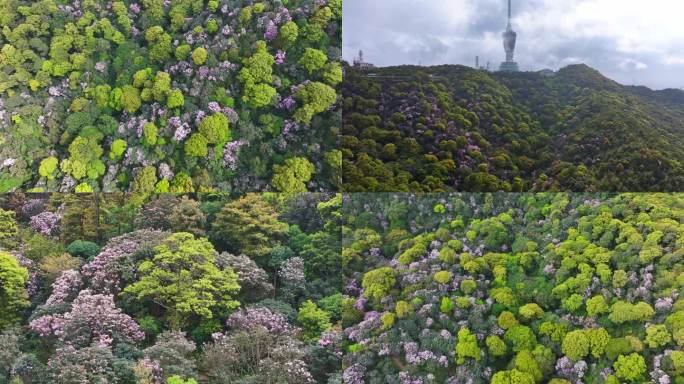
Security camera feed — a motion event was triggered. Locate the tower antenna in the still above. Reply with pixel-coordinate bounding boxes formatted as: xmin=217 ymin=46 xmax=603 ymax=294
xmin=500 ymin=0 xmax=519 ymax=72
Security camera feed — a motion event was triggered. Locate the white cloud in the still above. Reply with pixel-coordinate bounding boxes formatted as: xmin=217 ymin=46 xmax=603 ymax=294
xmin=664 ymin=56 xmax=684 ymax=66
xmin=618 ymin=59 xmax=648 ymax=70
xmin=343 ymin=0 xmax=684 ymax=89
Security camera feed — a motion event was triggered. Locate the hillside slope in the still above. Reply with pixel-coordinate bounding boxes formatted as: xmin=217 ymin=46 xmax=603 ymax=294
xmin=341 ymin=63 xmax=684 ymax=191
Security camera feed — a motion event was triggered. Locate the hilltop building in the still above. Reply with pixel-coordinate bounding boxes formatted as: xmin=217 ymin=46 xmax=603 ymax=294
xmin=499 ymin=0 xmax=519 ymax=72
xmin=353 ymin=50 xmax=375 ymax=70
xmin=474 ymin=56 xmax=491 ymax=71
xmin=538 ymin=69 xmax=556 ymax=77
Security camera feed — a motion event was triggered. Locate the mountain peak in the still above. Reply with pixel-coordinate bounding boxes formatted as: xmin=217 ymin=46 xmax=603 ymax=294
xmin=555 ymin=64 xmax=620 ymax=90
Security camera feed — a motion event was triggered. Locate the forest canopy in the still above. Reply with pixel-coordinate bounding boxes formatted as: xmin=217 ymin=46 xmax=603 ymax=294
xmin=342 ymin=193 xmax=684 ymax=383
xmin=0 ymin=0 xmax=341 ymax=193
xmin=342 ymin=63 xmax=684 ymax=192
xmin=0 ymin=192 xmax=342 ymax=383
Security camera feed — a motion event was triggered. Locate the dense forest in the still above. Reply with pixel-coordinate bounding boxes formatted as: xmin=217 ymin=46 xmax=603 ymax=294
xmin=342 ymin=193 xmax=684 ymax=383
xmin=0 ymin=192 xmax=342 ymax=383
xmin=342 ymin=64 xmax=684 ymax=192
xmin=0 ymin=0 xmax=341 ymax=193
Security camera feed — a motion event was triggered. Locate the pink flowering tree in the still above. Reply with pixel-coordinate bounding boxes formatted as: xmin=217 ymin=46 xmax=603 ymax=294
xmin=200 ymin=307 xmax=314 ymax=383
xmin=30 ymin=289 xmax=145 ymax=348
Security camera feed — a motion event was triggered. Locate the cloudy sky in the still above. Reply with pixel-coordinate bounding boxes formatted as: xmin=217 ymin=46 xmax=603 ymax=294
xmin=343 ymin=0 xmax=684 ymax=90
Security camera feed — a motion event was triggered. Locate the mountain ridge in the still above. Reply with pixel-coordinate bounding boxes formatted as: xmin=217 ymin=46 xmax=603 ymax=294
xmin=342 ymin=62 xmax=684 ymax=191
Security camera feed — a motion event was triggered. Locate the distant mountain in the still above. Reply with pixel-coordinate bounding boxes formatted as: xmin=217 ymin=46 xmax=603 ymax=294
xmin=342 ymin=63 xmax=684 ymax=191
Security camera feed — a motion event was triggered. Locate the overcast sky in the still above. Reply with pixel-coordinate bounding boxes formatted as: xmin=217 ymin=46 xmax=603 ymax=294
xmin=343 ymin=0 xmax=684 ymax=90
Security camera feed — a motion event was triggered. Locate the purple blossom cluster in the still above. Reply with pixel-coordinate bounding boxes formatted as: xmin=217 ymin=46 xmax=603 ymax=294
xmin=81 ymin=230 xmax=167 ymax=294
xmin=134 ymin=357 xmax=163 ymax=384
xmin=207 ymin=102 xmax=222 ymax=113
xmin=29 ymin=211 xmax=61 ymax=236
xmin=279 ymin=96 xmax=296 ymax=110
xmin=173 ymin=123 xmax=191 ymax=141
xmin=342 ymin=363 xmax=366 ymax=384
xmin=282 ymin=359 xmax=315 ymax=383
xmin=158 ymin=162 xmax=174 ymax=180
xmin=273 ymin=7 xmax=292 ymax=25
xmin=46 ymin=269 xmax=83 ymax=305
xmin=264 ymin=20 xmax=278 ymax=41
xmin=278 ymin=257 xmax=306 ymax=288
xmin=222 ymin=107 xmax=239 ymax=124
xmin=222 ymin=140 xmax=247 ymax=170
xmin=555 ymin=356 xmax=587 ymax=381
xmin=282 ymin=120 xmax=299 ymax=136
xmin=226 ymin=307 xmax=295 ymax=337
xmin=275 ymin=50 xmax=287 ymax=65
xmin=31 ymin=289 xmax=145 ymax=346
xmin=398 ymin=372 xmax=426 ymax=384
xmin=12 ymin=252 xmax=39 ymax=298
xmin=195 ymin=110 xmax=206 ymax=124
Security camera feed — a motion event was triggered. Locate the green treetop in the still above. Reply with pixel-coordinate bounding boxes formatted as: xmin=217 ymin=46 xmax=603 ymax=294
xmin=133 ymin=68 xmax=152 ymax=88
xmin=562 ymin=330 xmax=589 ymax=361
xmin=39 ymin=156 xmax=59 ymax=180
xmin=143 ymin=122 xmax=158 ymax=146
xmin=0 ymin=209 xmax=17 ymax=249
xmin=323 ymin=62 xmax=343 ymax=86
xmin=645 ymin=324 xmax=671 ymax=348
xmin=608 ymin=301 xmax=654 ymax=323
xmin=61 ymin=136 xmax=105 ymax=180
xmin=238 ymin=41 xmax=277 ymax=108
xmin=491 ymin=369 xmax=535 ymax=384
xmin=167 ymin=376 xmax=198 ymax=384
xmin=434 ymin=270 xmax=452 ymax=284
xmin=298 ymin=48 xmax=327 ymax=74
xmin=170 ymin=172 xmax=195 ymax=193
xmin=238 ymin=40 xmax=274 ymax=86
xmin=586 ymin=295 xmax=609 ymax=317
xmin=586 ymin=328 xmax=611 ymax=358
xmin=271 ymin=157 xmax=315 ymax=193
xmin=209 ymin=194 xmax=286 ymax=258
xmin=167 ymin=89 xmax=184 ymax=109
xmin=108 ymin=87 xmax=124 ymax=111
xmin=279 ymin=20 xmax=299 ymax=45
xmin=297 ymin=300 xmax=332 ymax=342
xmin=123 ymin=232 xmax=240 ymax=327
xmin=75 ymin=182 xmax=93 ymax=193
xmin=456 ymin=328 xmax=481 ymax=364
xmin=93 ymin=84 xmax=112 ymax=108
xmin=152 ymin=71 xmax=172 ymax=102
xmin=109 ymin=139 xmax=127 ymax=160
xmin=192 ymin=47 xmax=208 ymax=65
xmin=294 ymin=81 xmax=337 ymax=125
xmin=505 ymin=325 xmax=537 ymax=352
xmin=519 ymin=303 xmax=544 ymax=320
xmin=362 ymin=267 xmax=395 ymax=301
xmin=145 ymin=26 xmax=172 ymax=63
xmin=671 ymin=350 xmax=684 ymax=376
xmin=0 ymin=251 xmax=29 ymax=329
xmin=198 ymin=113 xmax=230 ymax=144
xmin=122 ymin=85 xmax=141 ymax=113
xmin=513 ymin=350 xmax=543 ymax=382
xmin=486 ymin=335 xmax=507 ymax=356
xmin=613 ymin=353 xmax=646 ymax=382
xmin=185 ymin=133 xmax=209 ymax=157
xmin=245 ymin=83 xmax=277 ymax=108
xmin=175 ymin=44 xmax=191 ymax=61
xmin=131 ymin=166 xmax=158 ymax=194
